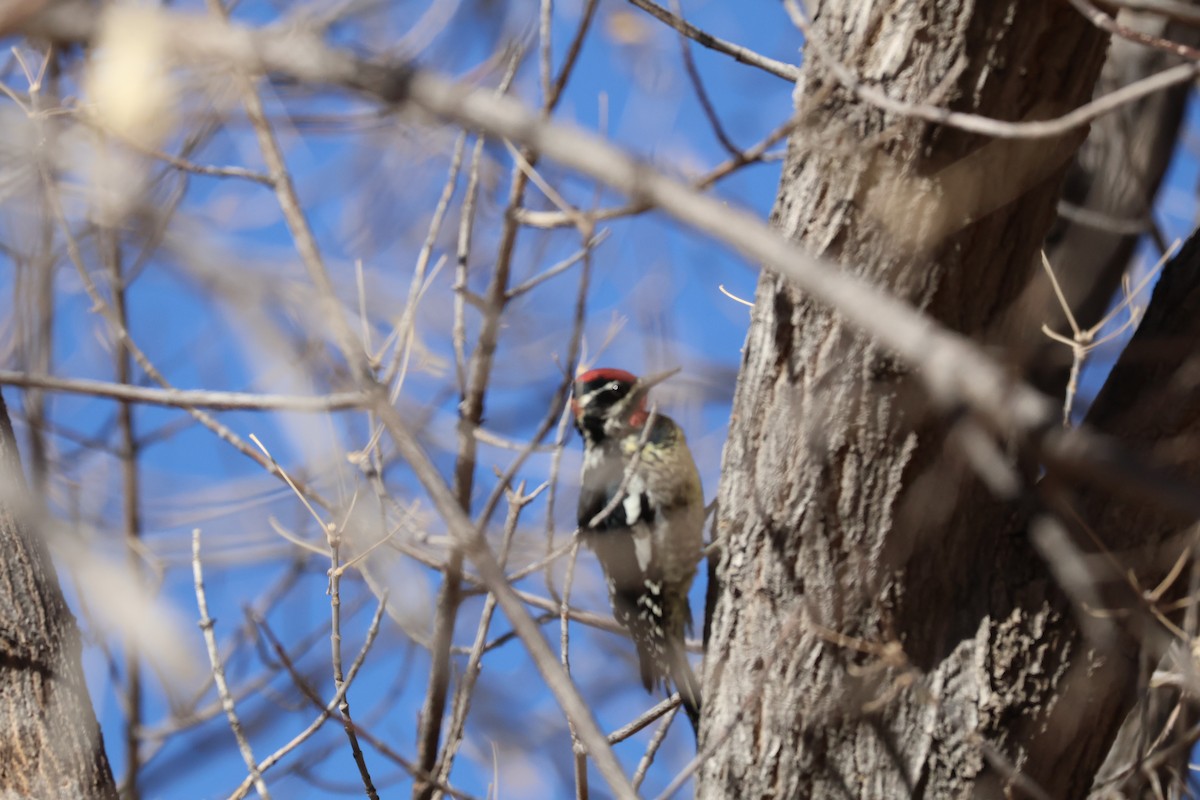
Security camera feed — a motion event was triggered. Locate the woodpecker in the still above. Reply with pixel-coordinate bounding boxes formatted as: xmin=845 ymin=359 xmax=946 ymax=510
xmin=572 ymin=367 xmax=704 ymax=735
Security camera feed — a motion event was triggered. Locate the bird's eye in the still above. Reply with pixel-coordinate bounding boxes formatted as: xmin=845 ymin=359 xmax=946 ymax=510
xmin=608 ymin=382 xmax=620 ymax=392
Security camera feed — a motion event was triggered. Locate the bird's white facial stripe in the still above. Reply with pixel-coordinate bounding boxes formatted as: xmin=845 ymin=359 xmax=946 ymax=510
xmin=578 ymin=381 xmax=626 ymax=411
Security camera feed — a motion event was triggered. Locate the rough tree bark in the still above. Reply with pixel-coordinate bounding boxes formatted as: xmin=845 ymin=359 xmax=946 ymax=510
xmin=0 ymin=391 xmax=117 ymax=799
xmin=700 ymin=2 xmax=1128 ymax=797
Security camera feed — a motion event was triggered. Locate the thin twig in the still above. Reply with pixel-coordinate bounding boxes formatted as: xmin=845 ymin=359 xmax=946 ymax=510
xmin=452 ymin=132 xmax=486 ymax=395
xmin=607 ymin=696 xmax=679 ymax=744
xmin=668 ymin=0 xmax=740 ymax=156
xmin=631 ymin=706 xmax=678 ymax=791
xmin=1104 ymin=0 xmax=1200 ymax=23
xmin=0 ymin=371 xmax=367 ymax=411
xmin=1040 ymin=242 xmax=1176 ymax=425
xmin=512 ymin=587 xmax=629 ymax=637
xmin=137 ymin=144 xmax=275 ymax=186
xmin=328 ymin=517 xmax=379 ymax=798
xmin=625 ymin=0 xmax=799 ymax=81
xmin=561 ymin=539 xmax=587 ymax=800
xmin=193 ymin=530 xmax=271 ymax=799
xmin=548 ymin=0 xmax=600 ymax=107
xmin=1065 ymin=0 xmax=1200 ymax=61
xmin=503 ymin=139 xmax=591 ymax=233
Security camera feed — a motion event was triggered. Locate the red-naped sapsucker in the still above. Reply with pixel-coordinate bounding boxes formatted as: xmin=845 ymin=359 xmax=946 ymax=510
xmin=572 ymin=367 xmax=704 ymax=735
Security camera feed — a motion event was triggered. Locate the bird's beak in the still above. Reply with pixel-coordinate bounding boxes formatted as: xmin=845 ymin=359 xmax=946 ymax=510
xmin=632 ymin=367 xmax=681 ymax=400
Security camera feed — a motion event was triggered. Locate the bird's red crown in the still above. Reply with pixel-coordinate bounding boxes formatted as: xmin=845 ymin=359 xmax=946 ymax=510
xmin=576 ymin=367 xmax=639 ymax=386
xmin=571 ymin=368 xmax=649 ymax=426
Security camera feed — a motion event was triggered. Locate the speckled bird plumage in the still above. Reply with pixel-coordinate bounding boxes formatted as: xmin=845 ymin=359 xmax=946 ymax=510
xmin=572 ymin=367 xmax=704 ymax=735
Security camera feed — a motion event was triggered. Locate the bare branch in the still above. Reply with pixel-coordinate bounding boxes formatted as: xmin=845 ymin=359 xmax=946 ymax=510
xmin=1105 ymin=0 xmax=1200 ymax=24
xmin=1065 ymin=0 xmax=1200 ymax=59
xmin=0 ymin=371 xmax=367 ymax=411
xmin=625 ymin=0 xmax=800 ymax=81
xmin=668 ymin=0 xmax=742 ymax=156
xmin=193 ymin=530 xmax=272 ymax=800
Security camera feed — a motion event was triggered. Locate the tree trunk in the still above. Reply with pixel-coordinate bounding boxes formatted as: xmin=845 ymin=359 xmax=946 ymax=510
xmin=700 ymin=2 xmax=1116 ymax=797
xmin=0 ymin=391 xmax=117 ymax=799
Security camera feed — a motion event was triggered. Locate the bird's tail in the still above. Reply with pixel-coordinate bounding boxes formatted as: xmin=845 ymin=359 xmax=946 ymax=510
xmin=669 ymin=640 xmax=702 ymax=740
